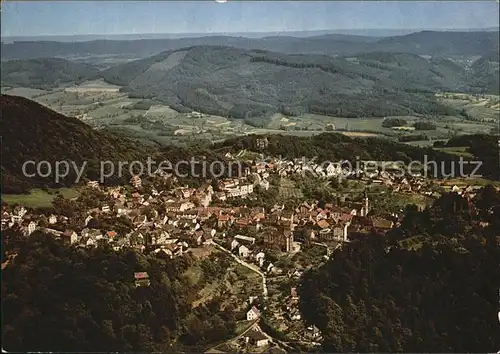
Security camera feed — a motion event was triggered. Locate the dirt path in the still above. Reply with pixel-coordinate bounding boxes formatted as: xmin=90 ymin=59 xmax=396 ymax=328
xmin=213 ymin=241 xmax=268 ymax=298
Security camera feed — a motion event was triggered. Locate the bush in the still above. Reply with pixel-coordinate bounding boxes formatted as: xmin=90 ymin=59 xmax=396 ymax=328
xmin=382 ymin=118 xmax=408 ymax=128
xmin=433 ymin=140 xmax=447 ymax=148
xmin=413 ymin=121 xmax=437 ymax=130
xmin=398 ymin=134 xmax=428 ymax=142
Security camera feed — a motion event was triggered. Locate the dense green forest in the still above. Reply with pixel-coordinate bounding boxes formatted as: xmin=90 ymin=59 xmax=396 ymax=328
xmin=1 ymin=231 xmax=237 ymax=352
xmin=469 ymin=51 xmax=500 ymax=94
xmin=99 ymin=45 xmax=497 ymax=122
xmin=298 ymin=186 xmax=500 ymax=352
xmin=1 ymin=58 xmax=99 ymax=89
xmin=413 ymin=121 xmax=437 ymax=130
xmin=382 ymin=118 xmax=408 ymax=127
xmin=0 ymin=94 xmax=150 ymax=193
xmin=0 ymin=95 xmax=228 ymax=193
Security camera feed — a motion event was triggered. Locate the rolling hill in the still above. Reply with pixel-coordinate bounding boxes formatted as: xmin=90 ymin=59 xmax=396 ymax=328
xmin=1 ymin=31 xmax=497 ymax=60
xmin=0 ymin=94 xmax=149 ymax=193
xmin=375 ymin=30 xmax=499 ymax=56
xmin=469 ymin=51 xmax=500 ymax=94
xmin=99 ymin=45 xmax=496 ymax=123
xmin=1 ymin=58 xmax=99 ymax=89
xmin=0 ymin=94 xmax=235 ymax=193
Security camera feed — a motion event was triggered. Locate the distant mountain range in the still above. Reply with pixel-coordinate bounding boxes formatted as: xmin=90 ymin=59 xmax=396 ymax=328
xmin=2 ymin=27 xmax=498 ymax=42
xmin=1 ymin=30 xmax=498 ymax=60
xmin=2 ymin=44 xmax=498 ymax=122
xmin=1 ymin=30 xmax=497 ymax=125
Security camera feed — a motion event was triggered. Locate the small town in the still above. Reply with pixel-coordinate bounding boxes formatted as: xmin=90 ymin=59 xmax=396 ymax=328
xmin=1 ymin=146 xmax=491 ymax=352
xmin=2 ymin=2 xmax=499 ymax=351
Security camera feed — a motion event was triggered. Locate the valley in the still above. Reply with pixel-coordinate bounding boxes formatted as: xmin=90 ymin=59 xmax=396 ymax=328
xmin=1 ymin=5 xmax=499 ymax=352
xmin=2 ymin=34 xmax=498 ymax=148
xmin=2 ymin=80 xmax=498 ymax=148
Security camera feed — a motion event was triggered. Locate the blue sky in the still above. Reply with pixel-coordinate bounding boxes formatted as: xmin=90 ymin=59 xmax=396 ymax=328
xmin=1 ymin=1 xmax=499 ymax=37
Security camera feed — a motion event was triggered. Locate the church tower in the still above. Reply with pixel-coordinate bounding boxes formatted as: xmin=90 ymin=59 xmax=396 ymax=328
xmin=364 ymin=189 xmax=369 ymax=216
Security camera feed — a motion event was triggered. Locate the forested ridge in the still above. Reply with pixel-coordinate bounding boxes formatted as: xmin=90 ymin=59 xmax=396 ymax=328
xmin=0 ymin=94 xmax=150 ymax=193
xmin=2 ymin=30 xmax=497 ymax=60
xmin=298 ymin=186 xmax=500 ymax=352
xmin=100 ymin=46 xmax=496 ymax=123
xmin=0 ymin=94 xmax=227 ymax=193
xmin=1 ymin=58 xmax=99 ymax=89
xmin=1 ymin=231 xmax=237 ymax=352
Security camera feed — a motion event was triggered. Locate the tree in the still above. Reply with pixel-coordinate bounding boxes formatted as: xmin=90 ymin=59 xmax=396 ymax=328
xmin=298 ymin=186 xmax=500 ymax=352
xmin=413 ymin=121 xmax=437 ymax=130
xmin=382 ymin=118 xmax=408 ymax=128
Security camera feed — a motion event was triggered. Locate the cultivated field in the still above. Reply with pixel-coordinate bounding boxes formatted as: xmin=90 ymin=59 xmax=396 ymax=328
xmin=436 ymin=92 xmax=500 ymax=123
xmin=2 ymin=188 xmax=80 ymax=208
xmin=4 ymin=83 xmax=497 ymax=147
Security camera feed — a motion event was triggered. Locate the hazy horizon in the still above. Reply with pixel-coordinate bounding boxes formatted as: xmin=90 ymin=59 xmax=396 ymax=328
xmin=1 ymin=1 xmax=498 ymax=37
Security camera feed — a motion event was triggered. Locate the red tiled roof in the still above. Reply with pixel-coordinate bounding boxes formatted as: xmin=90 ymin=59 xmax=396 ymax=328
xmin=134 ymin=272 xmax=149 ymax=279
xmin=317 ymin=220 xmax=330 ymax=229
xmin=250 ymin=305 xmax=260 ymax=316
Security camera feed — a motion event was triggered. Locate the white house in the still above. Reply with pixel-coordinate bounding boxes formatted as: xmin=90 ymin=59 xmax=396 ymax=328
xmin=62 ymin=230 xmax=78 ymax=245
xmin=27 ymin=221 xmax=37 ymax=235
xmin=255 ymin=252 xmax=265 ymax=263
xmin=246 ymin=330 xmax=269 ymax=347
xmin=240 ymin=184 xmax=254 ymax=195
xmin=231 ymin=240 xmax=240 ymax=250
xmin=15 ymin=206 xmax=27 ymax=218
xmin=87 ymin=180 xmax=100 ymax=188
xmin=48 ymin=215 xmax=57 ymax=224
xmin=246 ymin=306 xmax=261 ymax=321
xmin=84 ymin=215 xmax=94 ymax=226
xmin=325 ymin=163 xmax=342 ymax=177
xmin=238 ymin=245 xmax=250 ymax=258
xmin=266 ymin=262 xmax=274 ymax=273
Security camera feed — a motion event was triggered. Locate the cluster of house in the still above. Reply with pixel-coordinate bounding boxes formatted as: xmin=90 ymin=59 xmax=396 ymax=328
xmin=1 ymin=178 xmax=395 ymax=260
xmin=4 ymin=150 xmax=488 ymax=268
xmin=242 ymin=154 xmax=436 ymax=195
xmin=284 ymin=287 xmax=301 ymax=321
